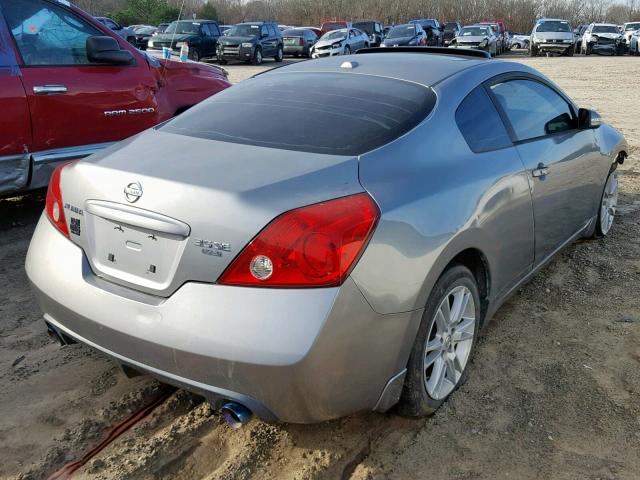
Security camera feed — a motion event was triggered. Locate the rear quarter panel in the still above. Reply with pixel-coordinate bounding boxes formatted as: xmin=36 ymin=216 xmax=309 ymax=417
xmin=352 ymin=61 xmax=538 ymax=316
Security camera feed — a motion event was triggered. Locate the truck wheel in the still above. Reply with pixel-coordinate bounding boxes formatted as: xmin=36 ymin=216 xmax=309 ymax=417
xmin=251 ymin=47 xmax=263 ymax=65
xmin=274 ymin=45 xmax=283 ymax=62
xmin=188 ymin=49 xmax=201 ymax=62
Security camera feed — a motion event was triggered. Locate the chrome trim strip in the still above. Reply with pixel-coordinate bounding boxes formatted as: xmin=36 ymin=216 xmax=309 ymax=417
xmin=33 ymin=85 xmax=68 ymax=95
xmin=85 ymin=200 xmax=191 ymax=237
xmin=0 ymin=153 xmax=27 ymax=163
xmin=31 ymin=142 xmax=116 ymax=164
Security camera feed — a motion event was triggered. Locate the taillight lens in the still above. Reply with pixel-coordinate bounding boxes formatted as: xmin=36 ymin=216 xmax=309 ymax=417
xmin=45 ymin=163 xmax=71 ymax=238
xmin=219 ymin=193 xmax=379 ymax=288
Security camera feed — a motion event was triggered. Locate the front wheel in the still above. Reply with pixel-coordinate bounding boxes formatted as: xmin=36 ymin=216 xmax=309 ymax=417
xmin=251 ymin=47 xmax=263 ymax=65
xmin=398 ymin=265 xmax=480 ymax=416
xmin=594 ymin=168 xmax=618 ymax=237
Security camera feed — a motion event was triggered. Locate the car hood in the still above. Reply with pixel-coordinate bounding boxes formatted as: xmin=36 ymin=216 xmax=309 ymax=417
xmin=533 ymin=31 xmax=574 ymax=40
xmin=315 ymin=38 xmax=345 ymax=48
xmin=591 ymin=32 xmax=621 ymax=40
xmin=59 ymin=129 xmax=361 ymax=296
xmin=383 ymin=36 xmax=414 ymax=45
xmin=153 ymin=33 xmax=194 ymax=42
xmin=220 ymin=36 xmax=256 ymax=45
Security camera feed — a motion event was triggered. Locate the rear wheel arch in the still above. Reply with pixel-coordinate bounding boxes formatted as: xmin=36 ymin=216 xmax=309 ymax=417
xmin=443 ymin=248 xmax=491 ymax=325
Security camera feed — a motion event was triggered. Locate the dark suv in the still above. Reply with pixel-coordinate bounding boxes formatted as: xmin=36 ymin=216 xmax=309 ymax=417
xmin=148 ymin=19 xmax=221 ymax=61
xmin=217 ymin=22 xmax=283 ymax=65
xmin=353 ymin=21 xmax=384 ymax=47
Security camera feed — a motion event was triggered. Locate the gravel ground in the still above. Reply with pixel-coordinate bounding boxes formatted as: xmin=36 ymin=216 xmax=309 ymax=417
xmin=1 ymin=53 xmax=639 ymax=480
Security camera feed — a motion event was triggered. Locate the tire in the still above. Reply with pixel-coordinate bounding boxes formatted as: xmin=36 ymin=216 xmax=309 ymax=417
xmin=274 ymin=45 xmax=283 ymax=62
xmin=566 ymin=46 xmax=574 ymax=56
xmin=344 ymin=45 xmax=351 ymax=55
xmin=529 ymin=45 xmax=538 ymax=56
xmin=593 ymin=166 xmax=619 ymax=238
xmin=586 ymin=44 xmax=592 ymax=55
xmin=251 ymin=47 xmax=263 ymax=65
xmin=397 ymin=265 xmax=481 ymax=417
xmin=188 ymin=48 xmax=201 ymax=62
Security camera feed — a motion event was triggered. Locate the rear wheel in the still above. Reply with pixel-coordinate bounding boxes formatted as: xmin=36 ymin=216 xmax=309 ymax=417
xmin=188 ymin=48 xmax=201 ymax=62
xmin=274 ymin=45 xmax=283 ymax=62
xmin=398 ymin=265 xmax=480 ymax=416
xmin=594 ymin=168 xmax=618 ymax=237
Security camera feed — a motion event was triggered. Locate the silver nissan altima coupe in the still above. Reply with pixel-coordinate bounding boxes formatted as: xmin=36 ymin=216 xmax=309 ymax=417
xmin=26 ymin=49 xmax=627 ymax=425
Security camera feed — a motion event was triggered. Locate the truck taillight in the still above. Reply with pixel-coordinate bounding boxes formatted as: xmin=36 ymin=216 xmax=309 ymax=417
xmin=219 ymin=193 xmax=379 ymax=288
xmin=45 ymin=163 xmax=72 ymax=238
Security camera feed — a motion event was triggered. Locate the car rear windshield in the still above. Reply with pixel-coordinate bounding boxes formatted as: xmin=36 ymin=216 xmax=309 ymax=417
xmin=592 ymin=25 xmax=619 ymax=33
xmin=354 ymin=22 xmax=375 ymax=34
xmin=388 ymin=25 xmax=415 ymax=38
xmin=160 ymin=72 xmax=436 ymax=156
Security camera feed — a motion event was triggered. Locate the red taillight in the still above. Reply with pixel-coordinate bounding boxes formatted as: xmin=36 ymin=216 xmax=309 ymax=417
xmin=45 ymin=163 xmax=71 ymax=238
xmin=219 ymin=193 xmax=379 ymax=288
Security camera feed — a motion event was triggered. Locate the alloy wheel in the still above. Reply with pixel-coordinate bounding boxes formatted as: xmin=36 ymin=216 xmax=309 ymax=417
xmin=423 ymin=285 xmax=476 ymax=400
xmin=600 ymin=171 xmax=618 ymax=235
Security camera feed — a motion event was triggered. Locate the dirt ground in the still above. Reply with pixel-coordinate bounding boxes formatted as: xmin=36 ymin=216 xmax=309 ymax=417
xmin=1 ymin=54 xmax=639 ymax=480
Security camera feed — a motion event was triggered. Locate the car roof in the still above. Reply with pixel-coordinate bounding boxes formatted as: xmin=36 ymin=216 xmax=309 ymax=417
xmin=261 ymin=52 xmax=489 ymax=87
xmin=537 ymin=18 xmax=570 ymax=22
xmin=592 ymin=23 xmax=618 ymax=27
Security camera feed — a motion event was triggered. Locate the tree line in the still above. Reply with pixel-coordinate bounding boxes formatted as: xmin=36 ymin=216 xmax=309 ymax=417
xmin=78 ymin=0 xmax=640 ymax=32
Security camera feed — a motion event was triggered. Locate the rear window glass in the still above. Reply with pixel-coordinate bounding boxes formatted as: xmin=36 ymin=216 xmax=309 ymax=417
xmin=161 ymin=73 xmax=436 ymax=156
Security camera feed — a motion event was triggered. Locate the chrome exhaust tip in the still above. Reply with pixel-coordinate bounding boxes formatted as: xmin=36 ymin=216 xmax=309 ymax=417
xmin=220 ymin=402 xmax=252 ymax=429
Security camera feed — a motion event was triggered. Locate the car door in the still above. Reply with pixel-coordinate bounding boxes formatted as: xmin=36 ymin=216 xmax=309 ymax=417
xmin=0 ymin=12 xmax=31 ymax=194
xmin=207 ymin=22 xmax=221 ymax=56
xmin=488 ymin=75 xmax=602 ymax=265
xmin=2 ymin=0 xmax=159 ymax=160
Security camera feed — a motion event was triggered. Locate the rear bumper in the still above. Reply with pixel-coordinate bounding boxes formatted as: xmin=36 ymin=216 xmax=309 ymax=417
xmin=26 ymin=215 xmax=421 ymax=423
xmin=283 ymin=46 xmax=305 ymax=55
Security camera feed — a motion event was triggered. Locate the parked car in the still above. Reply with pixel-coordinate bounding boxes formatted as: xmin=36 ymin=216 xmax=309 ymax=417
xmin=155 ymin=23 xmax=169 ymax=34
xmin=132 ymin=25 xmax=156 ymax=50
xmin=148 ymin=19 xmax=222 ymax=61
xmin=311 ymin=28 xmax=368 ymax=57
xmin=219 ymin=25 xmax=232 ymax=34
xmin=301 ymin=26 xmax=323 ymax=38
xmin=510 ymin=32 xmax=530 ymax=49
xmin=449 ymin=24 xmax=498 ymax=56
xmin=26 ymin=49 xmax=627 ymax=425
xmin=353 ymin=21 xmax=385 ymax=47
xmin=574 ymin=24 xmax=588 ymax=52
xmin=443 ymin=21 xmax=461 ymax=46
xmin=217 ymin=22 xmax=283 ymax=65
xmin=581 ymin=23 xmax=625 ymax=55
xmin=478 ymin=21 xmax=506 ymax=53
xmin=622 ymin=22 xmax=640 ymax=50
xmin=629 ymin=29 xmax=640 ymax=55
xmin=409 ymin=19 xmax=444 ymax=46
xmin=0 ymin=0 xmax=230 ymax=197
xmin=95 ymin=16 xmax=135 ymax=44
xmin=529 ymin=18 xmax=575 ymax=56
xmin=320 ymin=20 xmax=350 ymax=35
xmin=383 ymin=25 xmax=393 ymax=37
xmin=381 ymin=23 xmax=427 ymax=47
xmin=282 ymin=28 xmax=317 ymax=57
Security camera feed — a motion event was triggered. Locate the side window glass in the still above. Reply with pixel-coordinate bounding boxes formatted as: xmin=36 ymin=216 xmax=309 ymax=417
xmin=2 ymin=0 xmax=101 ymax=66
xmin=261 ymin=26 xmax=268 ymax=38
xmin=212 ymin=24 xmax=220 ymax=36
xmin=203 ymin=24 xmax=211 ymax=36
xmin=490 ymin=79 xmax=575 ymax=141
xmin=456 ymin=86 xmax=512 ymax=153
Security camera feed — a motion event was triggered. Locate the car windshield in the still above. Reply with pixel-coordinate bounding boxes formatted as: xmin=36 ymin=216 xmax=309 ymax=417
xmin=387 ymin=25 xmax=415 ymax=38
xmin=536 ymin=21 xmax=571 ymax=33
xmin=412 ymin=19 xmax=436 ymax=28
xmin=136 ymin=26 xmax=155 ymax=34
xmin=444 ymin=23 xmax=458 ymax=31
xmin=460 ymin=27 xmax=489 ymax=36
xmin=625 ymin=23 xmax=640 ymax=31
xmin=320 ymin=30 xmax=346 ymax=41
xmin=227 ymin=24 xmax=260 ymax=37
xmin=322 ymin=23 xmax=345 ymax=31
xmin=161 ymin=72 xmax=436 ymax=156
xmin=592 ymin=25 xmax=619 ymax=33
xmin=165 ymin=21 xmax=200 ymax=35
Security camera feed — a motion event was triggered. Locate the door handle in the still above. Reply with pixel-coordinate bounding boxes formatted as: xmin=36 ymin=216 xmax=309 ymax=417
xmin=532 ymin=163 xmax=549 ymax=178
xmin=33 ymin=85 xmax=68 ymax=95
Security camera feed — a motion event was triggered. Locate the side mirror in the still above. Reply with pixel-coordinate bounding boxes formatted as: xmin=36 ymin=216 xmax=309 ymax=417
xmin=578 ymin=108 xmax=602 ymax=129
xmin=87 ymin=36 xmax=135 ymax=65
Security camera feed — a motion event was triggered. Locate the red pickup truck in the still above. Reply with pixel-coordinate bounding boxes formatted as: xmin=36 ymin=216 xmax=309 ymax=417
xmin=0 ymin=0 xmax=231 ymax=196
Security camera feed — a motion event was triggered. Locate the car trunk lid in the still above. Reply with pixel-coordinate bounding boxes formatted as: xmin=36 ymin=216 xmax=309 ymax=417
xmin=59 ymin=129 xmax=362 ymax=297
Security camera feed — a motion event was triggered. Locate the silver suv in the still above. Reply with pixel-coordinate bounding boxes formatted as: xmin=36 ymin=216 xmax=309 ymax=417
xmin=530 ymin=18 xmax=575 ymax=56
